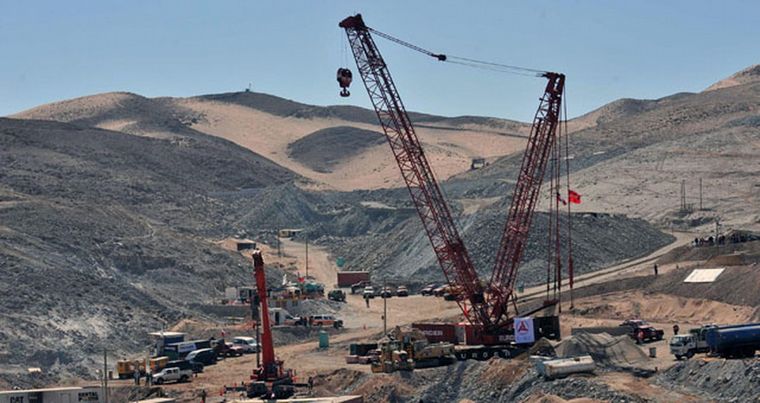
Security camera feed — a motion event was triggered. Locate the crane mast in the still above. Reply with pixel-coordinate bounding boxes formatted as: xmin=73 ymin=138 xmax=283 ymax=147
xmin=340 ymin=14 xmax=566 ymax=333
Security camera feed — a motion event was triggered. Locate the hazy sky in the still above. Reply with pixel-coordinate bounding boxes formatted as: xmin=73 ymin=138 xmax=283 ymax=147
xmin=1 ymin=1 xmax=758 ymax=121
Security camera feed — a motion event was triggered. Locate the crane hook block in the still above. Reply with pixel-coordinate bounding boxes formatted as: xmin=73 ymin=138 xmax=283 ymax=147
xmin=337 ymin=68 xmax=353 ymax=97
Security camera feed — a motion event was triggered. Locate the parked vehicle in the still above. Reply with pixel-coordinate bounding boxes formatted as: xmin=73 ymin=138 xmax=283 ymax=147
xmin=363 ymin=286 xmax=376 ymax=299
xmin=166 ymin=359 xmax=203 ymax=374
xmin=310 ymin=314 xmax=344 ymax=329
xmin=443 ymin=291 xmax=461 ymax=301
xmin=152 ymin=367 xmax=192 ymax=384
xmin=233 ymin=337 xmax=260 ymax=354
xmin=283 ymin=313 xmax=306 ymax=326
xmin=328 ymin=289 xmax=347 ymax=302
xmin=396 ymin=286 xmax=409 ymax=297
xmin=670 ymin=325 xmax=715 ymax=359
xmin=380 ymin=286 xmax=394 ymax=299
xmin=620 ymin=320 xmax=664 ymax=342
xmin=420 ymin=284 xmax=438 ymax=296
xmin=351 ymin=280 xmax=373 ymax=294
xmin=186 ymin=348 xmax=218 ymax=366
xmin=225 ymin=342 xmax=245 ymax=357
xmin=432 ymin=285 xmax=450 ymax=297
xmin=705 ymin=323 xmax=760 ymax=358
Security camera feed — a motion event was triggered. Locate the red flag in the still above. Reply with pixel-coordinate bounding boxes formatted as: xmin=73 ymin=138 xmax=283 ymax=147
xmin=568 ymin=190 xmax=582 ymax=204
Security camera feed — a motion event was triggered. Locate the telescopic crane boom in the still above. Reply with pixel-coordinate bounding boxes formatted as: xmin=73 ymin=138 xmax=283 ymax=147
xmin=251 ymin=250 xmax=291 ymax=383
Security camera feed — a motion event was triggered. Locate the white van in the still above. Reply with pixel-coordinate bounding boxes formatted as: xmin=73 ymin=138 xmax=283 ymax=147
xmin=232 ymin=336 xmax=260 ymax=353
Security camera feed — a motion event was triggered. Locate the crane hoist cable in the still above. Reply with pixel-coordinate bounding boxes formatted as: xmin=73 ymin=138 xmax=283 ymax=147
xmin=366 ymin=26 xmax=548 ymax=77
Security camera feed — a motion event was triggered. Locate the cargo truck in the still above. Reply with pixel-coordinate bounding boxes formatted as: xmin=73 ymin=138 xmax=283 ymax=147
xmin=669 ymin=325 xmax=715 ymax=359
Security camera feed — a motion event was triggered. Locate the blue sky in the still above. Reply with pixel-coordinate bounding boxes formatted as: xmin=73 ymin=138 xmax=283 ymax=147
xmin=1 ymin=1 xmax=758 ymax=121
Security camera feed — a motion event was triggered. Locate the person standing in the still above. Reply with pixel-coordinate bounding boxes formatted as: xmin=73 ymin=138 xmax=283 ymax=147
xmin=364 ymin=294 xmax=370 ymax=308
xmin=654 ymin=263 xmax=659 ymax=277
xmin=133 ymin=368 xmax=140 ymax=385
xmin=673 ymin=324 xmax=680 ymax=335
xmin=200 ymin=389 xmax=207 ymax=403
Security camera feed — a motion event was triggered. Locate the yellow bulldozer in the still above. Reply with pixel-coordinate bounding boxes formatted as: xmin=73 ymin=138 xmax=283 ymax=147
xmin=370 ymin=326 xmax=455 ymax=373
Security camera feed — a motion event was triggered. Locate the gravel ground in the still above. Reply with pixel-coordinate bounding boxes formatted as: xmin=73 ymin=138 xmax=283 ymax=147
xmin=656 ymin=359 xmax=760 ymax=402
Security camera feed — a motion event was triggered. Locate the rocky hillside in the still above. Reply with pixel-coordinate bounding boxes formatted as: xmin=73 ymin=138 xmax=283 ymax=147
xmin=0 ymin=117 xmax=296 ymax=386
xmin=455 ymin=66 xmax=760 ymax=233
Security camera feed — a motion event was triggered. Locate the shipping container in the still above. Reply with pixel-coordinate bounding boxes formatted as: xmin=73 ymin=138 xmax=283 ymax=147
xmin=412 ymin=323 xmax=458 ymax=344
xmin=337 ymin=271 xmax=370 ymax=288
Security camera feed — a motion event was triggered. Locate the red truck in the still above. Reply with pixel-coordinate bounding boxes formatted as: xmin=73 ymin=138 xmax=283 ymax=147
xmin=620 ymin=320 xmax=664 ymax=343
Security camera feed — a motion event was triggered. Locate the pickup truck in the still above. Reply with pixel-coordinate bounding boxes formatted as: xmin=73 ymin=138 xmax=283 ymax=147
xmin=152 ymin=367 xmax=192 ymax=384
xmin=620 ymin=320 xmax=664 ymax=343
xmin=328 ymin=289 xmax=347 ymax=302
xmin=351 ymin=281 xmax=372 ymax=294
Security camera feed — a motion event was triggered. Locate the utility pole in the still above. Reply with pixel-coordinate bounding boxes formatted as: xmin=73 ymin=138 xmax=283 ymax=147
xmin=277 ymin=230 xmax=281 ymax=257
xmin=305 ymin=237 xmax=309 ymax=280
xmin=699 ymin=178 xmax=703 ymax=210
xmin=103 ymin=349 xmax=109 ymax=403
xmin=383 ymin=279 xmax=388 ymax=335
xmin=680 ymin=180 xmax=686 ymax=212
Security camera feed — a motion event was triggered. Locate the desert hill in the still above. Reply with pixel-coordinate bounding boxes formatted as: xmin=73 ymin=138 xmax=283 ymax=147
xmin=0 ymin=117 xmax=297 ymax=384
xmin=457 ymin=68 xmax=760 ymax=232
xmin=14 ymin=91 xmax=533 ymax=191
xmin=704 ymin=64 xmax=760 ymax=92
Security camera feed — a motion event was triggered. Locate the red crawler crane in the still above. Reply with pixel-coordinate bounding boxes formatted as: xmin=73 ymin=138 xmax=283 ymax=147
xmin=339 ymin=14 xmax=569 ymax=344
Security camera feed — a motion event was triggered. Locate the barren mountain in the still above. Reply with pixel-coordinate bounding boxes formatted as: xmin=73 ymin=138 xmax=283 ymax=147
xmin=704 ymin=64 xmax=760 ymax=92
xmin=0 ymin=117 xmax=296 ymax=386
xmin=457 ymin=66 xmax=760 ymax=233
xmin=14 ymin=91 xmax=532 ymax=191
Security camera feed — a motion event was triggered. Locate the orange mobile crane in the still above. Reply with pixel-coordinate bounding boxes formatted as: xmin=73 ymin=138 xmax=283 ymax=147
xmin=245 ymin=250 xmax=296 ymax=399
xmin=339 ymin=14 xmax=571 ymax=356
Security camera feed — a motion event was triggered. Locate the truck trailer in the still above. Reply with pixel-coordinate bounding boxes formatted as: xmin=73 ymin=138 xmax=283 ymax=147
xmin=705 ymin=323 xmax=760 ymax=358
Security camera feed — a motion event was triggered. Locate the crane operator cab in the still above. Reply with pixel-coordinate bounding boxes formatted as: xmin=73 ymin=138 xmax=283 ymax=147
xmin=337 ymin=68 xmax=353 ymax=97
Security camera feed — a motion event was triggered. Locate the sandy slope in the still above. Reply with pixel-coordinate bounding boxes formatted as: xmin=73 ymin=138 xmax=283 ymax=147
xmin=178 ymin=97 xmax=527 ymax=190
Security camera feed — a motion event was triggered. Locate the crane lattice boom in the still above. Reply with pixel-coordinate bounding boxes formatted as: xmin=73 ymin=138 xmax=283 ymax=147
xmin=340 ymin=14 xmax=566 ymax=331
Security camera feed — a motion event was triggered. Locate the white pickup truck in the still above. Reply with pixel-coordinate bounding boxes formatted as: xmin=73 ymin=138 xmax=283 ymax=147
xmin=152 ymin=367 xmax=192 ymax=384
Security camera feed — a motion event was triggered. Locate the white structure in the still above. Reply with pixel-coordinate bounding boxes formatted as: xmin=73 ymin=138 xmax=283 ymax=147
xmin=0 ymin=387 xmax=102 ymax=403
xmin=683 ymin=268 xmax=725 ymax=283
